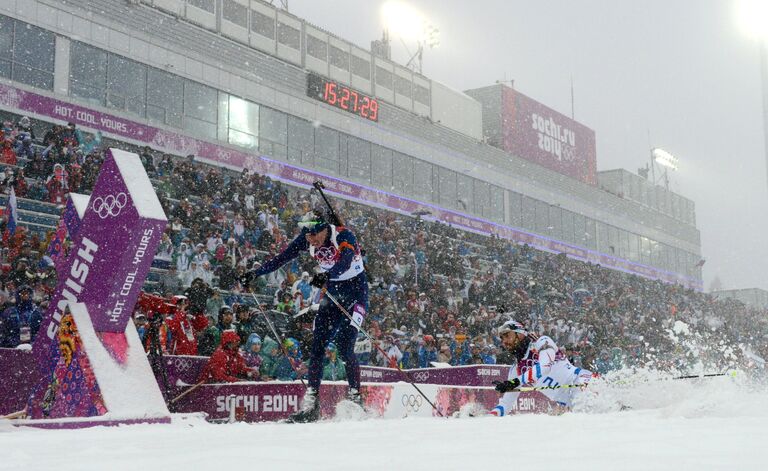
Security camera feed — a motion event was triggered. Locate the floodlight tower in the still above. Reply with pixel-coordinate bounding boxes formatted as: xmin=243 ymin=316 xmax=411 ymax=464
xmin=651 ymin=148 xmax=679 ymax=191
xmin=737 ymin=0 xmax=768 ymax=191
xmin=380 ymin=1 xmax=439 ymax=74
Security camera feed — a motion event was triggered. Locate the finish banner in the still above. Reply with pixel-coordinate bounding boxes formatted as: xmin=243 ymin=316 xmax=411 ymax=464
xmin=25 ymin=148 xmax=168 ymax=422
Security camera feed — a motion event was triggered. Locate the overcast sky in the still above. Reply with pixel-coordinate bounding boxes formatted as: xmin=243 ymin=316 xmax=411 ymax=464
xmin=290 ymin=0 xmax=768 ymax=292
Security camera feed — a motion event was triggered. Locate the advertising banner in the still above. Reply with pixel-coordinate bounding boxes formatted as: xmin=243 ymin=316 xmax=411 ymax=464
xmin=1 ymin=347 xmax=559 ymax=422
xmin=501 ymin=86 xmax=597 ymax=185
xmin=170 ymin=381 xmax=555 ymax=422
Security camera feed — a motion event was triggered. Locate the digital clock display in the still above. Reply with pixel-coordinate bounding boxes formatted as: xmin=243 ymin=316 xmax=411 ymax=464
xmin=307 ymin=73 xmax=379 ymax=122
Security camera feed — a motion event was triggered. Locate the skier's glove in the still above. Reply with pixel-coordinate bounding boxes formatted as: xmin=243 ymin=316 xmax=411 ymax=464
xmin=310 ymin=272 xmax=329 ymax=288
xmin=238 ymin=271 xmax=254 ymax=288
xmin=493 ymin=378 xmax=520 ymax=393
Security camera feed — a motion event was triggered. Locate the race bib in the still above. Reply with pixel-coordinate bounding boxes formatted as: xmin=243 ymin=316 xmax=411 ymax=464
xmin=351 ymin=303 xmax=366 ymax=330
xmin=19 ymin=325 xmax=31 ymax=343
xmin=183 ymin=322 xmax=195 ymax=341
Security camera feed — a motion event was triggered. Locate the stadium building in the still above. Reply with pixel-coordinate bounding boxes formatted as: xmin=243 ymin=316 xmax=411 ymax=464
xmin=0 ymin=0 xmax=702 ymax=289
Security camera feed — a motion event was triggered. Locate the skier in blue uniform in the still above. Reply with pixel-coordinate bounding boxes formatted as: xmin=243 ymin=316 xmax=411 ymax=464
xmin=243 ymin=211 xmax=367 ymax=422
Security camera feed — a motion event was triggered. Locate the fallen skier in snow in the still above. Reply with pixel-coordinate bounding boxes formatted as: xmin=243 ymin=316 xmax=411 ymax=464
xmin=490 ymin=319 xmax=594 ymax=416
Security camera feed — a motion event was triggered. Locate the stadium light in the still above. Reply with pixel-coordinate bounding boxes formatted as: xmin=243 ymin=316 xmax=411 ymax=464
xmin=737 ymin=0 xmax=768 ymax=192
xmin=652 ymin=148 xmax=679 ymax=171
xmin=736 ymin=0 xmax=768 ymax=40
xmin=381 ymin=1 xmax=439 ymax=73
xmin=381 ymin=1 xmax=426 ymax=42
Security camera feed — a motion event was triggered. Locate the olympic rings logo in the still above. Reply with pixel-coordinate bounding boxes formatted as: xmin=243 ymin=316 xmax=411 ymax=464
xmin=172 ymin=358 xmax=193 ymax=372
xmin=401 ymin=394 xmax=423 ymax=412
xmin=413 ymin=371 xmax=430 ymax=382
xmin=91 ymin=192 xmax=128 ymax=219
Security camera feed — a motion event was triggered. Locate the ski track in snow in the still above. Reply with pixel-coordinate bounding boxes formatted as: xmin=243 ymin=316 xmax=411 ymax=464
xmin=2 ymin=376 xmax=766 ymax=471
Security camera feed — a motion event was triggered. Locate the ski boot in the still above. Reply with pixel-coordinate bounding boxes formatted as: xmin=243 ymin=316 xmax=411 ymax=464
xmin=346 ymin=388 xmax=363 ymax=408
xmin=287 ymin=387 xmax=320 ymax=423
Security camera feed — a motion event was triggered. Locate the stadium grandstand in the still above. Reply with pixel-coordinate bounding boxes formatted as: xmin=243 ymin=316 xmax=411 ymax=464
xmin=7 ymin=0 xmax=756 ymax=371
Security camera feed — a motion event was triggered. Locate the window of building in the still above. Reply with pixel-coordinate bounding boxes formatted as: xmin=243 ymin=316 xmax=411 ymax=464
xmin=315 ymin=126 xmax=339 ymax=173
xmin=393 ymin=152 xmax=413 ymax=195
xmin=394 ymin=75 xmax=412 ymax=97
xmin=562 ymin=209 xmax=575 ymax=244
xmin=573 ymin=213 xmax=586 ymax=247
xmin=438 ymin=167 xmax=457 ymax=209
xmin=351 ymin=54 xmax=370 ymax=79
xmin=456 ymin=173 xmax=473 ymax=213
xmin=251 ymin=10 xmax=275 ymax=39
xmin=649 ymin=238 xmax=662 ymax=267
xmin=259 ymin=106 xmax=287 ymax=159
xmin=306 ymin=35 xmax=327 ymax=60
xmin=146 ymin=68 xmax=183 ymax=128
xmin=597 ymin=222 xmax=609 ymax=254
xmin=535 ymin=199 xmax=549 ymax=236
xmin=222 ymin=0 xmax=247 ymax=28
xmin=473 ymin=180 xmax=490 ymax=218
xmin=393 ymin=154 xmax=415 ymax=196
xmin=665 ymin=245 xmax=676 ymax=271
xmin=640 ymin=236 xmax=651 ymax=263
xmin=184 ymin=80 xmax=218 ymax=141
xmin=412 ymin=159 xmax=434 ymax=201
xmin=226 ymin=94 xmax=258 ymax=149
xmin=508 ymin=192 xmax=522 ymax=228
xmin=618 ymin=229 xmax=629 ymax=259
xmin=277 ymin=22 xmax=300 ymax=49
xmin=548 ymin=205 xmax=562 ymax=240
xmin=70 ymin=41 xmax=107 ymax=106
xmin=287 ymin=115 xmax=314 ymax=166
xmin=106 ymin=55 xmax=147 ymax=117
xmin=489 ymin=185 xmax=505 ymax=223
xmin=346 ymin=136 xmax=371 ymax=182
xmin=628 ymin=232 xmax=639 ymax=262
xmin=0 ymin=17 xmax=11 ymax=81
xmin=585 ymin=218 xmax=597 ymax=250
xmin=414 ymin=84 xmax=430 ymax=106
xmin=11 ymin=20 xmax=55 ymax=90
xmin=375 ymin=66 xmax=393 ymax=89
xmin=188 ymin=0 xmax=215 ymax=14
xmin=371 ymin=144 xmax=393 ymax=189
xmin=329 ymin=45 xmax=349 ymax=71
xmin=521 ymin=196 xmax=536 ymax=231
xmin=607 ymin=225 xmax=619 ymax=256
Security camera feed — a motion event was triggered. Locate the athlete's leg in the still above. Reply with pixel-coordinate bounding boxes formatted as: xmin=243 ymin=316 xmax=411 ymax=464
xmin=307 ymin=299 xmax=336 ymax=390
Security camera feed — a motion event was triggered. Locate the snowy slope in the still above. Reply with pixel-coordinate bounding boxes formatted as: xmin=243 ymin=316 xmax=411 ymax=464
xmin=1 ymin=375 xmax=766 ymax=471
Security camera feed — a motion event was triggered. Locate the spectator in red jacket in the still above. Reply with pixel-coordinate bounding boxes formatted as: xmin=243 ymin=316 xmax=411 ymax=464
xmin=198 ymin=330 xmax=255 ymax=383
xmin=1 ymin=138 xmax=16 ymax=165
xmin=166 ymin=296 xmax=198 ymax=356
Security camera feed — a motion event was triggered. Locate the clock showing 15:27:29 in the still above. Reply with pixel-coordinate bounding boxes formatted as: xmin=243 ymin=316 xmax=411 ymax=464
xmin=307 ymin=73 xmax=379 ymax=122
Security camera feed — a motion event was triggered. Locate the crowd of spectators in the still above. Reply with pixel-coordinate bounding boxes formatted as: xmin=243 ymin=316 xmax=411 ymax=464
xmin=1 ymin=116 xmax=767 ymax=383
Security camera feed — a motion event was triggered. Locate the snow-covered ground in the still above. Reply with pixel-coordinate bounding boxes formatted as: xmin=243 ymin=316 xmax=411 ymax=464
xmin=2 ymin=374 xmax=766 ymax=471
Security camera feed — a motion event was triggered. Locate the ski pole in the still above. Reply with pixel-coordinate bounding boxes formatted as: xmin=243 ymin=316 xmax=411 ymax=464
xmin=673 ymin=371 xmax=736 ymax=380
xmin=312 ymin=180 xmax=344 ymax=226
xmin=249 ymin=292 xmax=307 ymax=388
xmin=1 ymin=409 xmax=26 ymax=419
xmin=170 ymin=380 xmax=206 ymax=404
xmin=498 ymin=370 xmax=735 ymax=393
xmin=322 ymin=289 xmax=445 ymax=417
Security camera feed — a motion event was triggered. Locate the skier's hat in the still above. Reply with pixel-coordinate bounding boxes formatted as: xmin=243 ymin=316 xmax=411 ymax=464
xmin=498 ymin=319 xmax=528 ymax=336
xmin=298 ymin=211 xmax=329 ymax=234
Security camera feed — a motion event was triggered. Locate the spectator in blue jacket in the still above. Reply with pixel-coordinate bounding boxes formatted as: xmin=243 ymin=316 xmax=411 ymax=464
xmin=0 ymin=285 xmax=43 ymax=347
xmin=450 ymin=338 xmax=472 ymax=366
xmin=418 ymin=335 xmax=438 ymax=368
